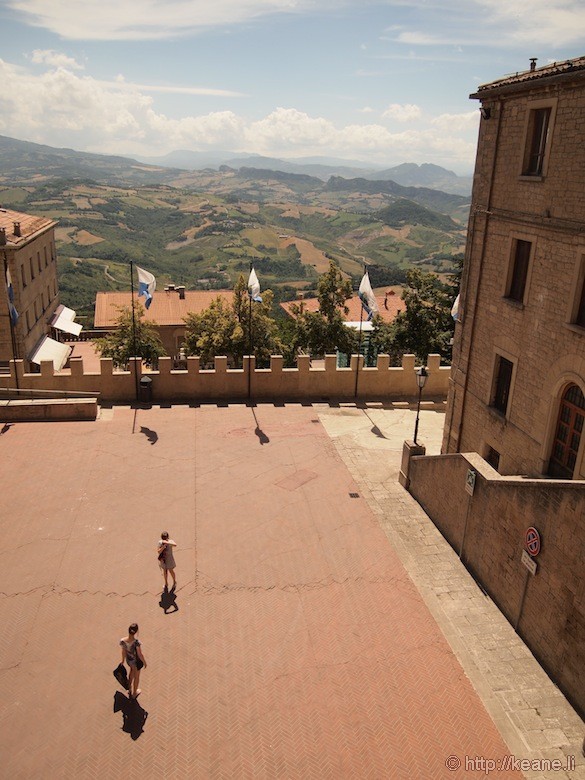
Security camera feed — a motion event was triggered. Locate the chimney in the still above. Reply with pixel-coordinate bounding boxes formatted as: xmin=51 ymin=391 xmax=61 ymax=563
xmin=0 ymin=228 xmax=6 ymax=246
xmin=168 ymin=283 xmax=175 ymax=291
xmin=177 ymin=285 xmax=185 ymax=300
xmin=530 ymin=58 xmax=538 ymax=72
xmin=13 ymin=221 xmax=21 ymax=237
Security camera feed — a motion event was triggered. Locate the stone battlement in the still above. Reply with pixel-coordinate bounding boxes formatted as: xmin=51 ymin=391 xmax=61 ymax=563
xmin=4 ymin=353 xmax=450 ymax=403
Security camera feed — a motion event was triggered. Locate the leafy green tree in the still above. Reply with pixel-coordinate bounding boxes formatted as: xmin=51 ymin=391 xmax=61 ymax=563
xmin=94 ymin=303 xmax=166 ymax=368
xmin=182 ymin=297 xmax=240 ymax=367
xmin=183 ymin=275 xmax=282 ymax=368
xmin=387 ymin=269 xmax=457 ymax=363
xmin=284 ymin=261 xmax=357 ymax=360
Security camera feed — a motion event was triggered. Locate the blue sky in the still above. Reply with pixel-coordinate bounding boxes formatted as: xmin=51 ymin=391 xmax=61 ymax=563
xmin=0 ymin=0 xmax=583 ymax=173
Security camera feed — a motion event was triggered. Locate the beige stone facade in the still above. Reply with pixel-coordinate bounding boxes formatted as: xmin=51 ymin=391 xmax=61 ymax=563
xmin=0 ymin=208 xmax=60 ymax=370
xmin=444 ymin=56 xmax=585 ymax=479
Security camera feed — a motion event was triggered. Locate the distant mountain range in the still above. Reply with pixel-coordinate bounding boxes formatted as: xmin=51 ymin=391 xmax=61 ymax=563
xmin=134 ymin=150 xmax=473 ymax=195
xmin=0 ymin=134 xmax=472 ymax=196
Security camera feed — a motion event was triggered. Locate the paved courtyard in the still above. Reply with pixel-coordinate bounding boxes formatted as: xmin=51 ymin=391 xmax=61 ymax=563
xmin=0 ymin=402 xmax=582 ymax=779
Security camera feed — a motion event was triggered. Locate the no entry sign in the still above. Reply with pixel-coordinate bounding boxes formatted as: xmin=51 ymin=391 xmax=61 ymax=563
xmin=525 ymin=526 xmax=541 ymax=557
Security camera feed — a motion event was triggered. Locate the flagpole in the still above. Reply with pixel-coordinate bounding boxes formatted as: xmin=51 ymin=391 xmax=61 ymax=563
xmin=354 ymin=264 xmax=366 ymax=398
xmin=2 ymin=249 xmax=19 ymax=390
xmin=129 ymin=261 xmax=139 ymax=402
xmin=248 ymin=261 xmax=253 ymax=402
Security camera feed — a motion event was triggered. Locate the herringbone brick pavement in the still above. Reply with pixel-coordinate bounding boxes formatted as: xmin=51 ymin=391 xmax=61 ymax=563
xmin=0 ymin=405 xmax=522 ymax=778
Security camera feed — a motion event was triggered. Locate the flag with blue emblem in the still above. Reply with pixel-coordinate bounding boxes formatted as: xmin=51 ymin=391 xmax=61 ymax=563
xmin=248 ymin=267 xmax=262 ymax=302
xmin=136 ymin=265 xmax=156 ymax=310
xmin=358 ymin=270 xmax=378 ymax=321
xmin=5 ymin=266 xmax=18 ymax=325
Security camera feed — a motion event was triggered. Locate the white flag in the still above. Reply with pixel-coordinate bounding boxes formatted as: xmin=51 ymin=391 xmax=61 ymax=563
xmin=136 ymin=265 xmax=156 ymax=309
xmin=358 ymin=271 xmax=378 ymax=321
xmin=248 ymin=267 xmax=262 ymax=302
xmin=451 ymin=293 xmax=461 ymax=322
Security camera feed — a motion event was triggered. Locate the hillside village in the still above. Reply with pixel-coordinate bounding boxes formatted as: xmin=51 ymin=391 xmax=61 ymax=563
xmin=1 ymin=55 xmax=584 ymax=778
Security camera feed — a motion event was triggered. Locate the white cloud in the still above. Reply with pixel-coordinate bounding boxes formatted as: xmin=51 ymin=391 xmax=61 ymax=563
xmin=382 ymin=103 xmax=422 ymax=123
xmin=0 ymin=56 xmax=478 ymax=170
xmin=30 ymin=49 xmax=84 ymax=69
xmin=6 ymin=0 xmax=342 ymax=40
xmin=385 ymin=0 xmax=585 ymax=48
xmin=431 ymin=110 xmax=479 ymax=132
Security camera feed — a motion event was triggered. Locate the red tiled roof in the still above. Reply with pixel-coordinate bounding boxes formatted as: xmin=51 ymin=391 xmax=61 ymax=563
xmin=280 ymin=292 xmax=405 ymax=323
xmin=473 ymin=55 xmax=585 ymax=96
xmin=0 ymin=207 xmax=55 ymax=245
xmin=94 ymin=290 xmax=234 ymax=327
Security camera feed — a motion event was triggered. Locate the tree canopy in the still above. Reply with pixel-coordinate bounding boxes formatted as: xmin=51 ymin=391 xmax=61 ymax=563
xmin=183 ymin=275 xmax=283 ymax=367
xmin=93 ymin=303 xmax=166 ymax=368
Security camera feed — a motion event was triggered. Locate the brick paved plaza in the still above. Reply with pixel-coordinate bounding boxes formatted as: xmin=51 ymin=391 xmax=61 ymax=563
xmin=0 ymin=403 xmax=582 ymax=779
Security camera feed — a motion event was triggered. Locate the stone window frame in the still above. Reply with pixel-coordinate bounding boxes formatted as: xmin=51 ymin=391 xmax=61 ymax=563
xmin=518 ymin=97 xmax=558 ymax=181
xmin=488 ymin=348 xmax=518 ymax=419
xmin=543 ymin=374 xmax=585 ymax=479
xmin=503 ymin=233 xmax=536 ymax=306
xmin=20 ymin=263 xmax=27 ymax=289
xmin=565 ymin=249 xmax=585 ymax=332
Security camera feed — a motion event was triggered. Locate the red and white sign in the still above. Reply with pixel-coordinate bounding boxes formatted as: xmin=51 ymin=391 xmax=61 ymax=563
xmin=525 ymin=527 xmax=541 ymax=557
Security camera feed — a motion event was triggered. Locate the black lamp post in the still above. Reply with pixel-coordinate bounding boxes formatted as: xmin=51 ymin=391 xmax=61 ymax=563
xmin=413 ymin=366 xmax=428 ymax=444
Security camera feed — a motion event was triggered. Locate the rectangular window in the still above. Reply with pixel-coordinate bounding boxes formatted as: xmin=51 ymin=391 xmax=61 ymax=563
xmin=47 ymin=284 xmax=51 ymax=305
xmin=37 ymin=252 xmax=42 ymax=274
xmin=492 ymin=356 xmax=514 ymax=415
xmin=41 ymin=292 xmax=45 ymax=311
xmin=522 ymin=107 xmax=551 ymax=176
xmin=44 ymin=246 xmax=48 ymax=267
xmin=21 ymin=264 xmax=26 ymax=288
xmin=576 ymin=282 xmax=585 ymax=328
xmin=34 ymin=300 xmax=38 ymax=321
xmin=25 ymin=310 xmax=31 ymax=332
xmin=485 ymin=446 xmax=501 ymax=471
xmin=507 ymin=239 xmax=531 ymax=302
xmin=29 ymin=257 xmax=35 ymax=280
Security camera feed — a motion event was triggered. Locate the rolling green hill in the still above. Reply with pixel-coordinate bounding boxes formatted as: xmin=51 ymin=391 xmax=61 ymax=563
xmin=0 ymin=135 xmax=468 ymax=325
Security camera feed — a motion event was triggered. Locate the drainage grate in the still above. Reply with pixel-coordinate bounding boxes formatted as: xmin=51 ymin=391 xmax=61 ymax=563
xmin=349 ymin=492 xmax=360 ymax=498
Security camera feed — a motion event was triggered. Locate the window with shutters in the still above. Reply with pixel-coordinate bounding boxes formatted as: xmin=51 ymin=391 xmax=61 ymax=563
xmin=549 ymin=384 xmax=585 ymax=479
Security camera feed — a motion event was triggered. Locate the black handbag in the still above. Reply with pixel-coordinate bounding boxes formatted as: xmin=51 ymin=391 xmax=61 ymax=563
xmin=113 ymin=662 xmax=129 ymax=690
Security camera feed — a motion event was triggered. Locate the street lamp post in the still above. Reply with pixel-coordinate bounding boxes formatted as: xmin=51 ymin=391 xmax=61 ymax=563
xmin=413 ymin=366 xmax=428 ymax=444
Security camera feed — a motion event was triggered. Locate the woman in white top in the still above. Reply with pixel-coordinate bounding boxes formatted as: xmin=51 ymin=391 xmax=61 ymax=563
xmin=120 ymin=623 xmax=147 ymax=699
xmin=157 ymin=531 xmax=177 ymax=591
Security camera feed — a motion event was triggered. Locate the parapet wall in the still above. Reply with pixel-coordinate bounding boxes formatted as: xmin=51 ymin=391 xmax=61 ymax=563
xmin=4 ymin=353 xmax=450 ymax=403
xmin=408 ymin=450 xmax=585 ymax=718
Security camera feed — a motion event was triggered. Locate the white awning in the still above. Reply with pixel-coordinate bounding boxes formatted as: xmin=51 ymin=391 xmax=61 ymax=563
xmin=29 ymin=336 xmax=72 ymax=370
xmin=343 ymin=321 xmax=374 ymax=331
xmin=50 ymin=304 xmax=82 ymax=336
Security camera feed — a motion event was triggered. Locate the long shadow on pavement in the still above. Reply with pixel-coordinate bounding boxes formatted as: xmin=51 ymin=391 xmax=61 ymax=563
xmin=113 ymin=692 xmax=148 ymax=740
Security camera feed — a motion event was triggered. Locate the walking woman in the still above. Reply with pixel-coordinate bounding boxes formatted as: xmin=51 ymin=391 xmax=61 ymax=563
xmin=157 ymin=531 xmax=177 ymax=591
xmin=120 ymin=623 xmax=147 ymax=699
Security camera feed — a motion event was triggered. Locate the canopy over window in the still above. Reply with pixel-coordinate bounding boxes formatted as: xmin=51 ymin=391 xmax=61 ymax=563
xmin=29 ymin=336 xmax=72 ymax=370
xmin=50 ymin=304 xmax=82 ymax=336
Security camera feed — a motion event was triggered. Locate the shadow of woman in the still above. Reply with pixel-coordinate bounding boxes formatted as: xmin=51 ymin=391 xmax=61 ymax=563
xmin=159 ymin=588 xmax=179 ymax=614
xmin=113 ymin=691 xmax=148 ymax=740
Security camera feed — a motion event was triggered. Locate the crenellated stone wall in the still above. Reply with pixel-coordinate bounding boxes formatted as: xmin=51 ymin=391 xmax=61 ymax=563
xmin=2 ymin=353 xmax=450 ymax=403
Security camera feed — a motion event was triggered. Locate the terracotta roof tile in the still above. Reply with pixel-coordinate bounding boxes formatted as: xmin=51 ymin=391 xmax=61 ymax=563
xmin=280 ymin=292 xmax=405 ymax=323
xmin=473 ymin=55 xmax=585 ymax=96
xmin=94 ymin=290 xmax=234 ymax=327
xmin=0 ymin=207 xmax=55 ymax=245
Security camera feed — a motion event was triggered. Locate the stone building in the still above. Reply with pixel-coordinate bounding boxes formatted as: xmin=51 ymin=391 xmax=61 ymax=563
xmin=444 ymin=56 xmax=585 ymax=480
xmin=0 ymin=207 xmax=63 ymax=371
xmin=406 ymin=56 xmax=585 ymax=717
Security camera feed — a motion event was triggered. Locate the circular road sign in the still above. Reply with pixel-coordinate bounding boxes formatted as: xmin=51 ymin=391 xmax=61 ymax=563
xmin=525 ymin=527 xmax=541 ymax=557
